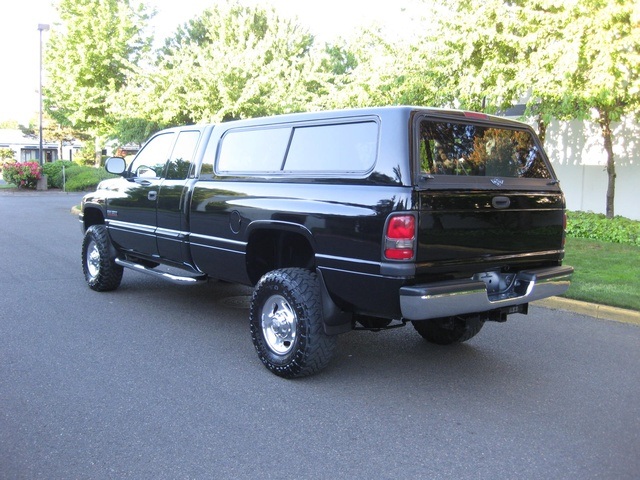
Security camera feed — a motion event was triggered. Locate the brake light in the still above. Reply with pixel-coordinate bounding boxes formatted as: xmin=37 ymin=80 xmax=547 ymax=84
xmin=562 ymin=212 xmax=567 ymax=247
xmin=384 ymin=215 xmax=415 ymax=260
xmin=464 ymin=111 xmax=488 ymax=120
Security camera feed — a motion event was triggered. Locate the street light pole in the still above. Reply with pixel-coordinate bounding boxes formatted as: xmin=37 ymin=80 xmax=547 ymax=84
xmin=38 ymin=23 xmax=49 ymax=167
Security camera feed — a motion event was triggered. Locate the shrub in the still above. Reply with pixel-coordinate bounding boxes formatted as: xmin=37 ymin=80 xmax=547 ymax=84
xmin=63 ymin=165 xmax=118 ymax=191
xmin=0 ymin=147 xmax=16 ymax=162
xmin=567 ymin=211 xmax=640 ymax=246
xmin=42 ymin=160 xmax=75 ymax=188
xmin=1 ymin=161 xmax=42 ymax=189
xmin=75 ymin=146 xmax=98 ymax=166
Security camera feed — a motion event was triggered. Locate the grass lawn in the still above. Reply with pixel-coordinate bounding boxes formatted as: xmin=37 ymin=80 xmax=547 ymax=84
xmin=562 ymin=236 xmax=640 ymax=311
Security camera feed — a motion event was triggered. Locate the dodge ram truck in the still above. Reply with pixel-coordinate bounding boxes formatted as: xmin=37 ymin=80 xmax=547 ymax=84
xmin=80 ymin=106 xmax=573 ymax=378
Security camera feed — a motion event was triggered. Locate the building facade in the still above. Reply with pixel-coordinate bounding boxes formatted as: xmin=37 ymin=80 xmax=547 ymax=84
xmin=0 ymin=128 xmax=81 ymax=163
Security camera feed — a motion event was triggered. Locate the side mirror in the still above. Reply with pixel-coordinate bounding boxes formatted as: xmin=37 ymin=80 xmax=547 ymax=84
xmin=105 ymin=156 xmax=127 ymax=175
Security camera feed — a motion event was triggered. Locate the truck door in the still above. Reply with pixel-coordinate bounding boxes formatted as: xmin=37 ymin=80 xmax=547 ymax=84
xmin=106 ymin=132 xmax=176 ymax=257
xmin=156 ymin=129 xmax=202 ymax=264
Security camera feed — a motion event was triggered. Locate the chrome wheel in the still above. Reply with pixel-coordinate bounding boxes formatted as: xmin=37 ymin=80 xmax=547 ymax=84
xmin=261 ymin=294 xmax=297 ymax=355
xmin=250 ymin=268 xmax=337 ymax=378
xmin=81 ymin=225 xmax=123 ymax=292
xmin=86 ymin=239 xmax=100 ymax=280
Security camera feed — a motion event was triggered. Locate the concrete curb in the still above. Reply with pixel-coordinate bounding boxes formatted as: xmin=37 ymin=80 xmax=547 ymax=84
xmin=534 ymin=297 xmax=640 ymax=326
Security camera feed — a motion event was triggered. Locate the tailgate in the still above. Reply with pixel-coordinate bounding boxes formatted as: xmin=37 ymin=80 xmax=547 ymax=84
xmin=416 ymin=189 xmax=565 ymax=267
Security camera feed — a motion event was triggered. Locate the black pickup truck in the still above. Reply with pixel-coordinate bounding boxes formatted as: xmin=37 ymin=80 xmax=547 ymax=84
xmin=80 ymin=106 xmax=573 ymax=378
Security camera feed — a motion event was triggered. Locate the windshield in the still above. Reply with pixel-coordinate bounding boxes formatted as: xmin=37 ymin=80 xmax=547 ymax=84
xmin=418 ymin=120 xmax=551 ymax=179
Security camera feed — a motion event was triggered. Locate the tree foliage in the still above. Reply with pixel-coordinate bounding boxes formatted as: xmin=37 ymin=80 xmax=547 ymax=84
xmin=321 ymin=29 xmax=413 ymax=108
xmin=526 ymin=0 xmax=640 ymax=218
xmin=112 ymin=118 xmax=163 ymax=147
xmin=397 ymin=1 xmax=523 ymax=112
xmin=44 ymin=0 xmax=153 ymax=138
xmin=404 ymin=0 xmax=640 ymax=218
xmin=0 ymin=148 xmax=16 ymax=162
xmin=0 ymin=120 xmax=19 ymax=129
xmin=41 ymin=0 xmax=639 ymax=217
xmin=140 ymin=1 xmax=327 ymax=125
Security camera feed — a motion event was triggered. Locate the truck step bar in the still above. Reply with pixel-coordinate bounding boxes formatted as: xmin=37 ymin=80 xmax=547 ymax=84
xmin=115 ymin=258 xmax=208 ymax=285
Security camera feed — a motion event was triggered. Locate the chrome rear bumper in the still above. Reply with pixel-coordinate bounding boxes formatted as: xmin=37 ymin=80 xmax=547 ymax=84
xmin=400 ymin=265 xmax=573 ymax=321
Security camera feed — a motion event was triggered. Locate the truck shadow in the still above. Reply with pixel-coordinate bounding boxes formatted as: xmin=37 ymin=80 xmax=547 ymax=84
xmin=109 ymin=275 xmax=537 ymax=395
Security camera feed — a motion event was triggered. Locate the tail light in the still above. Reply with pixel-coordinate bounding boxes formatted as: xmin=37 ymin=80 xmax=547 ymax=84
xmin=562 ymin=212 xmax=567 ymax=247
xmin=384 ymin=214 xmax=416 ymax=260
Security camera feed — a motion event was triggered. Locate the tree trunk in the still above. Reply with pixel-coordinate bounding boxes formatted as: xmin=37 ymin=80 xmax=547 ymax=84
xmin=536 ymin=115 xmax=546 ymax=145
xmin=598 ymin=109 xmax=616 ymax=219
xmin=94 ymin=137 xmax=102 ymax=168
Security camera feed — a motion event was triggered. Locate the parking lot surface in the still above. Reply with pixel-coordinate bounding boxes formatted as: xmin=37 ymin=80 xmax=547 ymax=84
xmin=1 ymin=191 xmax=639 ymax=479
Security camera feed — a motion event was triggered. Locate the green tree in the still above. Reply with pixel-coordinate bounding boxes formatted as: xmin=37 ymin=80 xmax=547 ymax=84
xmin=526 ymin=0 xmax=640 ymax=218
xmin=408 ymin=0 xmax=639 ymax=218
xmin=112 ymin=118 xmax=163 ymax=147
xmin=0 ymin=148 xmax=16 ymax=162
xmin=42 ymin=113 xmax=89 ymax=160
xmin=318 ymin=28 xmax=414 ymax=109
xmin=395 ymin=0 xmax=536 ymax=113
xmin=44 ymin=0 xmax=154 ymax=157
xmin=322 ymin=5 xmax=469 ymax=110
xmin=143 ymin=1 xmax=326 ymax=124
xmin=0 ymin=120 xmax=19 ymax=129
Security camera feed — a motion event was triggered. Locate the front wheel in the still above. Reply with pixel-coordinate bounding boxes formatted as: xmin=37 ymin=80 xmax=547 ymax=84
xmin=412 ymin=315 xmax=484 ymax=345
xmin=82 ymin=225 xmax=123 ymax=292
xmin=249 ymin=268 xmax=336 ymax=378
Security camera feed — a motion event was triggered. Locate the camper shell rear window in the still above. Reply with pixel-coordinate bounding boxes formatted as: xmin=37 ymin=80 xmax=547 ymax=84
xmin=418 ymin=119 xmax=552 ymax=179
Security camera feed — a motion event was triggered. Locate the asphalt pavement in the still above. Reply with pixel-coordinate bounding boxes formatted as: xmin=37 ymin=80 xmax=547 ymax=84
xmin=1 ymin=189 xmax=639 ymax=479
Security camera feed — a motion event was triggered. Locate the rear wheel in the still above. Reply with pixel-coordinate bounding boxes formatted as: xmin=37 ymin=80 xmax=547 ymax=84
xmin=412 ymin=315 xmax=484 ymax=345
xmin=249 ymin=268 xmax=336 ymax=378
xmin=82 ymin=225 xmax=123 ymax=291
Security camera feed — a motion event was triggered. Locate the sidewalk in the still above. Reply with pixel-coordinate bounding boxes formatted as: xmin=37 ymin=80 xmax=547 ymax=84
xmin=0 ymin=187 xmax=77 ymax=196
xmin=534 ymin=297 xmax=640 ymax=326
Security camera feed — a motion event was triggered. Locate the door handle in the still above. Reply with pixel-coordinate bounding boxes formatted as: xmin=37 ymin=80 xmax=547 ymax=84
xmin=148 ymin=191 xmax=157 ymax=201
xmin=492 ymin=196 xmax=510 ymax=209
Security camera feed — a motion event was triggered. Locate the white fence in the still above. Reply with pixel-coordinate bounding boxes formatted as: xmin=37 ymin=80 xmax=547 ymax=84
xmin=542 ymin=118 xmax=640 ymax=221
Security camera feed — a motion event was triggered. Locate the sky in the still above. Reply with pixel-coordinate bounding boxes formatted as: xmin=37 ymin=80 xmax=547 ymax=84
xmin=0 ymin=0 xmax=413 ymax=126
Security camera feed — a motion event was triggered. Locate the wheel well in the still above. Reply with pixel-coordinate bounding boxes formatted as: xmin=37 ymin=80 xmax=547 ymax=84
xmin=83 ymin=207 xmax=105 ymax=230
xmin=246 ymin=229 xmax=315 ymax=285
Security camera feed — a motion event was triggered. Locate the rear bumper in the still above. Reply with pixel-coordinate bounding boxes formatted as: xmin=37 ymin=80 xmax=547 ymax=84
xmin=399 ymin=265 xmax=573 ymax=321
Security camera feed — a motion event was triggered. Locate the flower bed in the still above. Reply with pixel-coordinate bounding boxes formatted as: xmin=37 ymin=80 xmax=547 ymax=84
xmin=1 ymin=161 xmax=42 ymax=189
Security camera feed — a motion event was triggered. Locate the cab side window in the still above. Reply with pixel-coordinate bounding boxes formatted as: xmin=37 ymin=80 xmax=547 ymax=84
xmin=165 ymin=130 xmax=200 ymax=180
xmin=201 ymin=120 xmax=378 ymax=178
xmin=129 ymin=133 xmax=176 ymax=178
